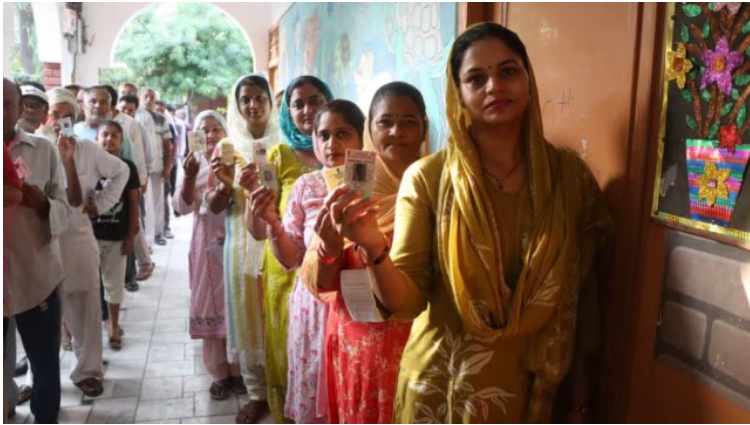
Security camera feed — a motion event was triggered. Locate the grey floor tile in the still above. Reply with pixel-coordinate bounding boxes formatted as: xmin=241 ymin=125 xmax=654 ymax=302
xmin=144 ymin=360 xmax=195 ymax=378
xmin=104 ymin=359 xmax=147 ymax=380
xmin=135 ymin=397 xmax=195 ymax=422
xmin=148 ymin=343 xmax=185 ymax=362
xmin=193 ymin=391 xmax=239 ymax=417
xmin=183 ymin=374 xmax=214 ymax=393
xmin=181 ymin=414 xmax=237 ymax=424
xmin=139 ymin=376 xmax=183 ymax=401
xmin=58 ymin=405 xmax=92 ymax=424
xmin=87 ymin=396 xmax=138 ymax=424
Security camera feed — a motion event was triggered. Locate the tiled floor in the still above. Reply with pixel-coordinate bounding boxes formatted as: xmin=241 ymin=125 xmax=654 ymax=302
xmin=11 ymin=213 xmax=274 ymax=424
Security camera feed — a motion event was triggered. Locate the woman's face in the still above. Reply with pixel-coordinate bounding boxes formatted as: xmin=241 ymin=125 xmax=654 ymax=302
xmin=98 ymin=124 xmax=122 ymax=156
xmin=314 ymin=111 xmax=361 ymax=168
xmin=289 ymin=83 xmax=327 ymax=135
xmin=238 ymin=84 xmax=271 ymax=128
xmin=199 ymin=116 xmax=226 ymax=155
xmin=370 ymin=95 xmax=425 ymax=166
xmin=457 ymin=38 xmax=530 ymax=128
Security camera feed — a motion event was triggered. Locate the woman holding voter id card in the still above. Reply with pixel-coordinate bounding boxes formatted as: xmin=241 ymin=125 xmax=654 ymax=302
xmin=172 ymin=110 xmax=244 ymax=401
xmin=299 ymin=82 xmax=428 ymax=424
xmin=207 ymin=74 xmax=279 ymax=424
xmin=320 ymin=23 xmax=611 ymax=423
xmin=247 ymin=98 xmax=364 ymax=425
xmin=243 ymin=75 xmax=332 ymax=423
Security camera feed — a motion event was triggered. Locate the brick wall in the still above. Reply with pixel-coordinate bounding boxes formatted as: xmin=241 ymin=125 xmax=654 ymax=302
xmin=656 ymin=231 xmax=750 ymax=409
xmin=42 ymin=62 xmax=61 ymax=89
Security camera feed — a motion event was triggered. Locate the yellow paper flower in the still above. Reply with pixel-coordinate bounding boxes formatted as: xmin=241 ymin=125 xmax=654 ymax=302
xmin=696 ymin=161 xmax=730 ymax=206
xmin=666 ymin=43 xmax=693 ymax=89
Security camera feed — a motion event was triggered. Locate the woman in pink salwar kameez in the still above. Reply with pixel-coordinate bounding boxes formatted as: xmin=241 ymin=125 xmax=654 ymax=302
xmin=173 ymin=110 xmax=245 ymax=400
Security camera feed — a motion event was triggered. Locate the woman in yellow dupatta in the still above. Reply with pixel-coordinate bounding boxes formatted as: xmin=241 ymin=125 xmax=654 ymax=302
xmin=323 ymin=22 xmax=611 ymax=423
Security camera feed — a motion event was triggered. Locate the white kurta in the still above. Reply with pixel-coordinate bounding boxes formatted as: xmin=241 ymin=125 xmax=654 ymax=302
xmin=114 ymin=112 xmax=147 ymax=186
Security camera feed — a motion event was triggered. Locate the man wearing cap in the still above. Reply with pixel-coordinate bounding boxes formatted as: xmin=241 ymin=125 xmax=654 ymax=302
xmin=18 ymin=84 xmax=49 ymax=134
xmin=40 ymin=88 xmax=129 ymax=397
xmin=4 ymin=77 xmax=70 ymax=424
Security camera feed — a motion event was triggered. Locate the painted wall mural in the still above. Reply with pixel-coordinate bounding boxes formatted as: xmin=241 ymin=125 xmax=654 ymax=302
xmin=276 ymin=2 xmax=458 ymax=152
xmin=652 ymin=2 xmax=750 ymax=249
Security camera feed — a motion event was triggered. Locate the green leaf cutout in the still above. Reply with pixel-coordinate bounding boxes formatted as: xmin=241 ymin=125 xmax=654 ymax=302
xmin=738 ymin=104 xmax=747 ymax=128
xmin=681 ymin=24 xmax=690 ymax=43
xmin=681 ymin=89 xmax=694 ymax=102
xmin=733 ymin=88 xmax=740 ymax=100
xmin=683 ymin=4 xmax=702 ymax=17
xmin=686 ymin=115 xmax=698 ymax=130
xmin=701 ymin=89 xmax=712 ymax=102
xmin=735 ymin=75 xmax=750 ymax=86
xmin=689 ymin=69 xmax=698 ymax=79
xmin=743 ymin=18 xmax=750 ymax=34
xmin=721 ymin=103 xmax=732 ymax=116
xmin=708 ymin=122 xmax=720 ymax=139
xmin=703 ymin=21 xmax=710 ymax=39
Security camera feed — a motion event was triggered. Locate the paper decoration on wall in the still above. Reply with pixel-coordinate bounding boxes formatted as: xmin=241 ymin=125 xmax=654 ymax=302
xmin=652 ymin=2 xmax=750 ymax=250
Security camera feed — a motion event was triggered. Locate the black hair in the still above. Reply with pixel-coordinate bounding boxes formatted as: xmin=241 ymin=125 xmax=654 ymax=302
xmin=285 ymin=76 xmax=332 ymax=105
xmin=19 ymin=81 xmax=46 ymax=92
xmin=85 ymin=85 xmax=113 ymax=104
xmin=314 ymin=99 xmax=366 ymax=142
xmin=119 ymin=94 xmax=139 ymax=108
xmin=234 ymin=75 xmax=273 ymax=107
xmin=97 ymin=119 xmax=124 ymax=137
xmin=5 ymin=78 xmax=22 ymax=103
xmin=103 ymin=85 xmax=118 ymax=108
xmin=368 ymin=81 xmax=427 ymax=126
xmin=166 ymin=104 xmax=176 ymax=113
xmin=155 ymin=100 xmax=166 ymax=107
xmin=449 ymin=22 xmax=530 ymax=86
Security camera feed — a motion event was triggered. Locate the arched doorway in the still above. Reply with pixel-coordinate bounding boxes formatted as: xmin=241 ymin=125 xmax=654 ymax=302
xmin=104 ymin=2 xmax=255 ymax=114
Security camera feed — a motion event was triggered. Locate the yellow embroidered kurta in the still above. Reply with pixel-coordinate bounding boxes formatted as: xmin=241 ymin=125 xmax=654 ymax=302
xmin=388 ymin=149 xmax=609 ymax=423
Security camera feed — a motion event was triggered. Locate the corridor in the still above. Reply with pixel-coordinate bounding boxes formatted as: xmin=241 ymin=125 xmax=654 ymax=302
xmin=10 ymin=215 xmax=273 ymax=424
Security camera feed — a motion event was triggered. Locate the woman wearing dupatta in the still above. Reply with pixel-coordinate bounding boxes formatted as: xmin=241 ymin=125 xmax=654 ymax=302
xmin=299 ymin=82 xmax=428 ymax=424
xmin=172 ymin=110 xmax=240 ymax=399
xmin=208 ymin=74 xmax=279 ymax=423
xmin=244 ymin=76 xmax=333 ymax=423
xmin=323 ymin=23 xmax=611 ymax=423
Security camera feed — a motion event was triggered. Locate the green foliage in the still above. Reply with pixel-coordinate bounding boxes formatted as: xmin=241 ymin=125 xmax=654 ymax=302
xmin=743 ymin=17 xmax=750 ymax=34
xmin=10 ymin=2 xmax=43 ymax=83
xmin=700 ymin=89 xmax=711 ymax=102
xmin=680 ymin=24 xmax=690 ymax=43
xmin=736 ymin=75 xmax=750 ymax=86
xmin=681 ymin=89 xmax=693 ymax=102
xmin=708 ymin=122 xmax=719 ymax=139
xmin=738 ymin=104 xmax=747 ymax=128
xmin=107 ymin=3 xmax=253 ymax=104
xmin=721 ymin=102 xmax=733 ymax=116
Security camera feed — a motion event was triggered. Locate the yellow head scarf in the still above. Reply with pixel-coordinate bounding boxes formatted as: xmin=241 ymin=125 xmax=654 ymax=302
xmin=439 ymin=23 xmax=610 ymax=421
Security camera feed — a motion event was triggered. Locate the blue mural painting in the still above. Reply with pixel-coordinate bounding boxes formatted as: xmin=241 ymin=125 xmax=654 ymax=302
xmin=277 ymin=2 xmax=458 ymax=152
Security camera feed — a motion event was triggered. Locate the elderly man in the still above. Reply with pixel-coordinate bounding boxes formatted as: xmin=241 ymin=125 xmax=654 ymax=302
xmin=63 ymin=84 xmax=85 ymax=123
xmin=74 ymin=86 xmax=136 ymax=163
xmin=18 ymin=84 xmax=49 ymax=134
xmin=4 ymin=77 xmax=70 ymax=424
xmin=39 ymin=88 xmax=129 ymax=397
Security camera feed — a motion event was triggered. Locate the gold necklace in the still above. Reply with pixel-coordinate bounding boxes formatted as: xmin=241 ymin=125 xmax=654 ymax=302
xmin=483 ymin=156 xmax=524 ymax=190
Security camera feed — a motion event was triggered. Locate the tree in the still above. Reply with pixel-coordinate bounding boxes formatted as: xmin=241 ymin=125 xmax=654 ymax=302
xmin=105 ymin=2 xmax=253 ymax=110
xmin=10 ymin=2 xmax=43 ymax=83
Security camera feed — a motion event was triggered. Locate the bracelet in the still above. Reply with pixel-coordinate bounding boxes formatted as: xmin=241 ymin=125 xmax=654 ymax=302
xmin=357 ymin=233 xmax=391 ymax=266
xmin=317 ymin=243 xmax=343 ymax=266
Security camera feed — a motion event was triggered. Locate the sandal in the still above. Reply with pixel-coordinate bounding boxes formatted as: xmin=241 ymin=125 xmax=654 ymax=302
xmin=236 ymin=399 xmax=269 ymax=424
xmin=75 ymin=377 xmax=104 ymax=397
xmin=108 ymin=335 xmax=122 ymax=350
xmin=209 ymin=379 xmax=231 ymax=400
xmin=231 ymin=375 xmax=247 ymax=395
xmin=125 ymin=281 xmax=140 ymax=292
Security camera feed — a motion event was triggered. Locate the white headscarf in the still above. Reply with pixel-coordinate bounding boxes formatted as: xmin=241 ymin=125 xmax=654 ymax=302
xmin=226 ymin=74 xmax=280 ymax=161
xmin=46 ymin=88 xmax=80 ymax=120
xmin=193 ymin=110 xmax=228 ymax=135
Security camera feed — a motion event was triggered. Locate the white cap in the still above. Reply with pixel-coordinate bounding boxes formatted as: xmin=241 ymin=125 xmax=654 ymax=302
xmin=20 ymin=85 xmax=49 ymax=104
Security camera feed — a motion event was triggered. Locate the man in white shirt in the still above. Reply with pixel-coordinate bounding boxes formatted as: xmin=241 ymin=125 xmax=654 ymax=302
xmin=38 ymin=88 xmax=129 ymax=397
xmin=4 ymin=77 xmax=70 ymax=424
xmin=156 ymin=100 xmax=180 ymax=235
xmin=74 ymin=87 xmax=136 ymax=166
xmin=141 ymin=88 xmax=174 ymax=246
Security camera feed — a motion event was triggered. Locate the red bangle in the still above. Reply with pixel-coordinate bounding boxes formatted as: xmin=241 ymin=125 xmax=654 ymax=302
xmin=317 ymin=243 xmax=343 ymax=265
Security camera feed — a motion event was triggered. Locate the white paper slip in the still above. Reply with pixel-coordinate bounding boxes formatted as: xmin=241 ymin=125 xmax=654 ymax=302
xmin=14 ymin=157 xmax=31 ymax=181
xmin=188 ymin=131 xmax=207 ymax=154
xmin=60 ymin=117 xmax=75 ymax=138
xmin=344 ymin=149 xmax=376 ymax=199
xmin=259 ymin=164 xmax=279 ymax=192
xmin=340 ymin=269 xmax=384 ymax=323
xmin=252 ymin=142 xmax=269 ymax=165
xmin=220 ymin=142 xmax=235 ymax=165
